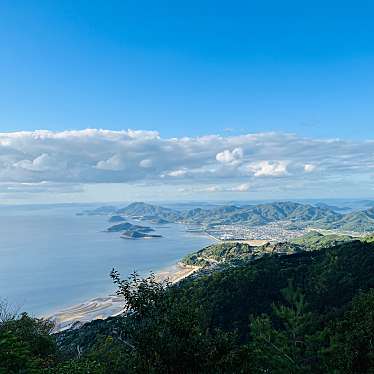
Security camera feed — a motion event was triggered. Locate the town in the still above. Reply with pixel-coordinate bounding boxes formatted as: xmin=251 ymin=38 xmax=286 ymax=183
xmin=204 ymin=221 xmax=306 ymax=242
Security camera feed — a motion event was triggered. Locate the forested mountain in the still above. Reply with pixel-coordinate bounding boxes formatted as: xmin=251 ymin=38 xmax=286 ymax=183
xmin=182 ymin=231 xmax=354 ymax=266
xmin=95 ymin=201 xmax=374 ymax=232
xmin=79 ymin=201 xmax=374 ymax=232
xmin=324 ymin=207 xmax=374 ymax=231
xmin=3 ymin=237 xmax=374 ymax=372
xmin=161 ymin=201 xmax=342 ymax=225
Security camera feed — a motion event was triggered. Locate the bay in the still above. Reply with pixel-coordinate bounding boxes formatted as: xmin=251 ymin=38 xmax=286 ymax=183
xmin=0 ymin=204 xmax=213 ymax=317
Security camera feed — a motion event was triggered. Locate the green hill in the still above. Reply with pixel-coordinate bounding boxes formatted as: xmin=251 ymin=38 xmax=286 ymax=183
xmin=324 ymin=207 xmax=374 ymax=232
xmin=182 ymin=241 xmax=255 ymax=266
xmin=289 ymin=231 xmax=353 ymax=249
xmin=182 ymin=231 xmax=355 ymax=266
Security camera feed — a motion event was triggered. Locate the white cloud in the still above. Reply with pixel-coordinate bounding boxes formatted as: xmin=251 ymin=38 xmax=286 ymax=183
xmin=166 ymin=169 xmax=188 ymax=177
xmin=246 ymin=160 xmax=289 ymax=177
xmin=139 ymin=159 xmax=153 ymax=168
xmin=15 ymin=153 xmax=57 ymax=172
xmin=0 ymin=129 xmax=373 ymax=198
xmin=216 ymin=147 xmax=244 ymax=163
xmin=96 ymin=154 xmax=124 ymax=171
xmin=304 ymin=164 xmax=317 ymax=173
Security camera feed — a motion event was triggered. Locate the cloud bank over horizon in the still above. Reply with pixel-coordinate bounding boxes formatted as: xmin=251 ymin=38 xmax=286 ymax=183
xmin=0 ymin=129 xmax=373 ymax=201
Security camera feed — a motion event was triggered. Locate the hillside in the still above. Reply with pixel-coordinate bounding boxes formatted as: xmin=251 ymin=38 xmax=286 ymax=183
xmin=117 ymin=202 xmax=182 ymax=222
xmin=324 ymin=207 xmax=374 ymax=232
xmin=120 ymin=201 xmax=345 ymax=226
xmin=182 ymin=231 xmax=354 ymax=266
xmin=289 ymin=231 xmax=353 ymax=249
xmin=178 ymin=201 xmax=343 ymax=226
xmin=51 ymin=238 xmax=374 ymax=373
xmin=182 ymin=241 xmax=256 ymax=266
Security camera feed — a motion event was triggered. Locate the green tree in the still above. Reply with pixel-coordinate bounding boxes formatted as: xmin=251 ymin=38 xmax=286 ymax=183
xmin=108 ymin=270 xmax=239 ymax=373
xmin=247 ymin=281 xmax=326 ymax=373
xmin=329 ymin=289 xmax=374 ymax=373
xmin=0 ymin=300 xmax=56 ymax=373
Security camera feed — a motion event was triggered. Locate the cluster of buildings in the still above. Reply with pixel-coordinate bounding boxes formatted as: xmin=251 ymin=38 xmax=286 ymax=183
xmin=206 ymin=221 xmax=305 ymax=242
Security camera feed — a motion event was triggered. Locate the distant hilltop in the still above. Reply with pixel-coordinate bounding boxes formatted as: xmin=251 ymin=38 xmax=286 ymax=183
xmin=79 ymin=200 xmax=374 ymax=233
xmin=182 ymin=231 xmax=355 ymax=267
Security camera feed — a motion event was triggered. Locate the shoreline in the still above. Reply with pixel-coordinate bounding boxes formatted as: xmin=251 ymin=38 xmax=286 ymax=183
xmin=47 ymin=262 xmax=200 ymax=332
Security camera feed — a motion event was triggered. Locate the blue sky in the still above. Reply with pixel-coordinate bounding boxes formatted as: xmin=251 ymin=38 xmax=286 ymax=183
xmin=0 ymin=1 xmax=373 ymax=203
xmin=1 ymin=0 xmax=373 ymax=139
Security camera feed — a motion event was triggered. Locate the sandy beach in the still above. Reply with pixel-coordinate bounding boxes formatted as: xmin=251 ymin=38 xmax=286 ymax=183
xmin=48 ymin=262 xmax=200 ymax=332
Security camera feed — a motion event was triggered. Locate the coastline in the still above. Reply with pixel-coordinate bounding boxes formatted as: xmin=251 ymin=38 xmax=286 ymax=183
xmin=48 ymin=262 xmax=200 ymax=332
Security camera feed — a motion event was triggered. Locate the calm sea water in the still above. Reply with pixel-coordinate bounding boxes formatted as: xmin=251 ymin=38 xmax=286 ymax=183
xmin=0 ymin=205 xmax=213 ymax=317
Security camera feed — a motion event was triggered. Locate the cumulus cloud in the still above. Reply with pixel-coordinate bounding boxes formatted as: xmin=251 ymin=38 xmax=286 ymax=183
xmin=216 ymin=147 xmax=244 ymax=163
xmin=0 ymin=129 xmax=373 ymax=197
xmin=246 ymin=160 xmax=289 ymax=177
xmin=96 ymin=154 xmax=124 ymax=171
xmin=15 ymin=153 xmax=60 ymax=172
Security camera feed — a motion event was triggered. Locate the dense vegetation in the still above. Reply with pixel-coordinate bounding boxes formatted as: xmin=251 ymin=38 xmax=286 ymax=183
xmin=289 ymin=231 xmax=353 ymax=248
xmin=2 ymin=238 xmax=374 ymax=372
xmin=182 ymin=231 xmax=354 ymax=266
xmin=326 ymin=208 xmax=374 ymax=231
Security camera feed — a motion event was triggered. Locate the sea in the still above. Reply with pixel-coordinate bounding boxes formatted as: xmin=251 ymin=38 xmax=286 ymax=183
xmin=0 ymin=204 xmax=214 ymax=317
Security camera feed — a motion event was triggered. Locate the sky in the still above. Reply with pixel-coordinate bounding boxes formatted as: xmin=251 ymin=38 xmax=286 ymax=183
xmin=0 ymin=1 xmax=373 ymax=203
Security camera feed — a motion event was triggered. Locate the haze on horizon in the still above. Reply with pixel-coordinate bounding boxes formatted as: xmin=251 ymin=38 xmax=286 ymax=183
xmin=0 ymin=1 xmax=373 ymax=203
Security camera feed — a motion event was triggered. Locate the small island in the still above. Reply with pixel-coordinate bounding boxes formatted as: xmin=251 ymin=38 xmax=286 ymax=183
xmin=120 ymin=230 xmax=162 ymax=239
xmin=106 ymin=222 xmax=154 ymax=233
xmin=106 ymin=220 xmax=162 ymax=239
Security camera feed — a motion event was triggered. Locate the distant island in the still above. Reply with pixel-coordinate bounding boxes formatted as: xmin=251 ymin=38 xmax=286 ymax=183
xmin=106 ymin=222 xmax=154 ymax=233
xmin=120 ymin=230 xmax=162 ymax=240
xmin=106 ymin=221 xmax=163 ymax=239
xmin=80 ymin=200 xmax=374 ymax=234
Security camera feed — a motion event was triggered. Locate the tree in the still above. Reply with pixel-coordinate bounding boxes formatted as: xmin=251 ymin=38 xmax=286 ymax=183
xmin=0 ymin=300 xmax=57 ymax=373
xmin=247 ymin=281 xmax=326 ymax=373
xmin=107 ymin=269 xmax=239 ymax=373
xmin=329 ymin=289 xmax=374 ymax=373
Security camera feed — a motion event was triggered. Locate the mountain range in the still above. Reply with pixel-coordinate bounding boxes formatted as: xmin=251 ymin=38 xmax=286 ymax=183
xmin=81 ymin=201 xmax=374 ymax=232
xmin=121 ymin=202 xmax=374 ymax=232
